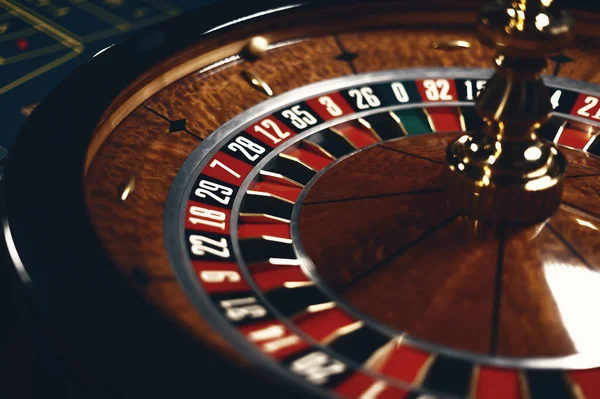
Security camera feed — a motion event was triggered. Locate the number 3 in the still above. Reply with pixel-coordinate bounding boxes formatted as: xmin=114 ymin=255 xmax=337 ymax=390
xmin=318 ymin=96 xmax=343 ymax=116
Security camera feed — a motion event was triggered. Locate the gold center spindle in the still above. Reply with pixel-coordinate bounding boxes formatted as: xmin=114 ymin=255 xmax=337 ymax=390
xmin=446 ymin=0 xmax=574 ymax=224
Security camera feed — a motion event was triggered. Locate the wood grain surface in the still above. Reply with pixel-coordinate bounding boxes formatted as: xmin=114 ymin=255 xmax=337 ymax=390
xmin=83 ymin=0 xmax=600 ymax=363
xmin=299 ymin=134 xmax=600 ymax=358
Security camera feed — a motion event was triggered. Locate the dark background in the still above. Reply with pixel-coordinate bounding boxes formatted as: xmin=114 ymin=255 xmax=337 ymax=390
xmin=0 ymin=1 xmax=219 ymax=398
xmin=0 ymin=0 xmax=219 ymax=174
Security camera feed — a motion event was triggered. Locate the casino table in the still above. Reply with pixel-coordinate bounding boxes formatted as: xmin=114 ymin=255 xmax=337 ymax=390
xmin=0 ymin=0 xmax=216 ymax=174
xmin=2 ymin=0 xmax=600 ymax=398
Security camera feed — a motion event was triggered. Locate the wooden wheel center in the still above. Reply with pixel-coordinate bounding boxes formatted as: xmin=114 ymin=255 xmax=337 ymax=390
xmin=298 ymin=133 xmax=600 ymax=360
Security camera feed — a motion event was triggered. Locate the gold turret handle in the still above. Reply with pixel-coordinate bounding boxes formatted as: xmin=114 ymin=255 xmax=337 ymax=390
xmin=446 ymin=0 xmax=575 ymax=224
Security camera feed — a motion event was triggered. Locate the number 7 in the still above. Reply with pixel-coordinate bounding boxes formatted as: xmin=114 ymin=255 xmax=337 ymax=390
xmin=209 ymin=159 xmax=241 ymax=179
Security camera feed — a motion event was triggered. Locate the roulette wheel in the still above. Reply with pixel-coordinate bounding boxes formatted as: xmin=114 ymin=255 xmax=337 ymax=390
xmin=2 ymin=0 xmax=600 ymax=397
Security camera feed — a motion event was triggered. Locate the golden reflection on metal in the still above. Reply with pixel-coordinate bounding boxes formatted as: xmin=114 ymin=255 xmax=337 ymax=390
xmin=583 ymin=130 xmax=600 ymax=152
xmin=357 ymin=118 xmax=382 ymax=141
xmin=524 ymin=146 xmax=543 ymax=161
xmin=524 ymin=175 xmax=558 ymax=191
xmin=259 ymin=170 xmax=304 ymax=188
xmin=519 ymin=371 xmax=532 ymax=399
xmin=431 ymin=40 xmax=471 ymax=51
xmin=284 ymin=281 xmax=314 ymax=289
xmin=118 ymin=176 xmax=135 ymax=201
xmin=247 ymin=36 xmax=270 ymax=58
xmin=306 ymin=301 xmax=336 ymax=313
xmin=456 ymin=107 xmax=468 ymax=132
xmin=262 ymin=235 xmax=293 ymax=244
xmin=364 ymin=339 xmax=396 ymax=371
xmin=478 ymin=0 xmax=573 ymax=57
xmin=413 ymin=354 xmax=437 ymax=386
xmin=20 ymin=102 xmax=38 ymax=117
xmin=241 ymin=70 xmax=274 ymax=96
xmin=446 ymin=0 xmax=573 ymax=224
xmin=553 ymin=120 xmax=568 ymax=144
xmin=564 ymin=373 xmax=588 ymax=399
xmin=468 ymin=366 xmax=480 ymax=399
xmin=302 ymin=141 xmax=336 ymax=160
xmin=268 ymin=258 xmax=301 ymax=266
xmin=238 ymin=234 xmax=290 ymax=243
xmin=389 ymin=111 xmax=409 ymax=136
xmin=279 ymin=153 xmax=317 ymax=172
xmin=359 ymin=381 xmax=388 ymax=398
xmin=393 ymin=335 xmax=405 ymax=348
xmin=196 ymin=55 xmax=241 ymax=76
xmin=239 ymin=213 xmax=290 ymax=224
xmin=329 ymin=127 xmax=359 ymax=150
xmin=320 ymin=321 xmax=363 ymax=346
xmin=422 ymin=108 xmax=437 ymax=132
xmin=246 ymin=190 xmax=295 ymax=204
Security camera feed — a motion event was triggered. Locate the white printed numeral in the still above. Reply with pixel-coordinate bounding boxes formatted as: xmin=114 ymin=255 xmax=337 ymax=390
xmin=281 ymin=105 xmax=318 ymax=129
xmin=318 ymin=96 xmax=343 ymax=116
xmin=220 ymin=297 xmax=267 ymax=322
xmin=291 ymin=352 xmax=346 ymax=385
xmin=254 ymin=118 xmax=291 ymax=144
xmin=227 ymin=136 xmax=265 ymax=162
xmin=576 ymin=96 xmax=600 ymax=120
xmin=189 ymin=235 xmax=230 ymax=258
xmin=188 ymin=206 xmax=226 ymax=230
xmin=423 ymin=79 xmax=453 ymax=101
xmin=209 ymin=159 xmax=240 ymax=179
xmin=391 ymin=82 xmax=410 ymax=103
xmin=464 ymin=80 xmax=486 ymax=101
xmin=194 ymin=180 xmax=233 ymax=205
xmin=550 ymin=90 xmax=562 ymax=110
xmin=348 ymin=87 xmax=381 ymax=109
